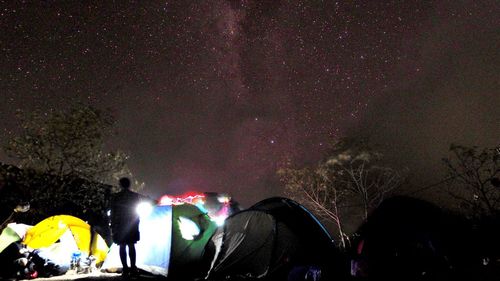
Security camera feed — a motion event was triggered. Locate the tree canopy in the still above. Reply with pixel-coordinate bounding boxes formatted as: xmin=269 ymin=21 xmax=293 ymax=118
xmin=442 ymin=144 xmax=500 ymax=218
xmin=1 ymin=104 xmax=142 ymax=234
xmin=4 ymin=105 xmax=131 ymax=185
xmin=278 ymin=138 xmax=405 ymax=249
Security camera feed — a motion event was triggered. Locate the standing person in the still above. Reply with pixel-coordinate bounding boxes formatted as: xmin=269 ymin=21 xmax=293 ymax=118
xmin=110 ymin=177 xmax=142 ymax=276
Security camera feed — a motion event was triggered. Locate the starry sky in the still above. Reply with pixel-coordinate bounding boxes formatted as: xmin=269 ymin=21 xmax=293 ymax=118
xmin=1 ymin=1 xmax=498 ymax=206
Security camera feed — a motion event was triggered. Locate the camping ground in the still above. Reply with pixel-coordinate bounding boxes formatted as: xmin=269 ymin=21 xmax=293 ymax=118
xmin=23 ymin=273 xmax=162 ymax=281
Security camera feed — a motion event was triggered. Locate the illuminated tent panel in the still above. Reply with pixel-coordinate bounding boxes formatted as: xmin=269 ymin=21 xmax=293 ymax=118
xmin=169 ymin=203 xmax=217 ymax=279
xmin=102 ymin=203 xmax=217 ymax=278
xmin=102 ymin=205 xmax=172 ymax=276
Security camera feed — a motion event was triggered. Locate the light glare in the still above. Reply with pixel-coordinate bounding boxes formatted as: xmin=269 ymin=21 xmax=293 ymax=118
xmin=178 ymin=216 xmax=200 ymax=240
xmin=136 ymin=202 xmax=153 ymax=218
xmin=213 ymin=216 xmax=226 ymax=226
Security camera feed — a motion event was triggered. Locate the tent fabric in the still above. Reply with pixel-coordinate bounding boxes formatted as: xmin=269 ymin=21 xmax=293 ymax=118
xmin=0 ymin=226 xmax=20 ymax=253
xmin=23 ymin=215 xmax=109 ymax=264
xmin=24 ymin=215 xmax=91 ymax=253
xmin=0 ymin=223 xmax=31 ymax=253
xmin=270 ymin=222 xmax=299 ymax=271
xmin=206 ymin=197 xmax=340 ymax=281
xmin=251 ymin=198 xmax=337 ymax=264
xmin=31 ymin=229 xmax=78 ymax=273
xmin=350 ymin=196 xmax=474 ymax=279
xmin=102 ymin=203 xmax=217 ymax=278
xmin=248 ymin=198 xmax=336 ymax=258
xmin=0 ymin=216 xmax=108 ymax=279
xmin=170 ymin=203 xmax=218 ymax=277
xmin=90 ymin=232 xmax=110 ymax=265
xmin=208 ymin=211 xmax=277 ymax=279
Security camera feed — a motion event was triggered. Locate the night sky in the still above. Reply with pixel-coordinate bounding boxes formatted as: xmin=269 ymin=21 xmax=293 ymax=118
xmin=1 ymin=1 xmax=498 ymax=206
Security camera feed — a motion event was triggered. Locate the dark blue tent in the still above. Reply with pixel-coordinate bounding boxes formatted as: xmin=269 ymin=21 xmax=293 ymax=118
xmin=206 ymin=197 xmax=344 ymax=281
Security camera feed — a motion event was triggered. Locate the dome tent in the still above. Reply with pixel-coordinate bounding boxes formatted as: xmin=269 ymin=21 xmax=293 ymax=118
xmin=206 ymin=197 xmax=345 ymax=281
xmin=0 ymin=215 xmax=109 ymax=279
xmin=23 ymin=215 xmax=109 ymax=264
xmin=350 ymin=196 xmax=491 ymax=280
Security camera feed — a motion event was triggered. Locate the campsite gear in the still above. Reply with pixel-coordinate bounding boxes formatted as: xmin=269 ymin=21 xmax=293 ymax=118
xmin=31 ymin=248 xmax=69 ymax=277
xmin=0 ymin=242 xmax=25 ymax=278
xmin=102 ymin=203 xmax=217 ymax=278
xmin=78 ymin=255 xmax=97 ymax=274
xmin=70 ymin=251 xmax=82 ymax=270
xmin=206 ymin=197 xmax=344 ymax=281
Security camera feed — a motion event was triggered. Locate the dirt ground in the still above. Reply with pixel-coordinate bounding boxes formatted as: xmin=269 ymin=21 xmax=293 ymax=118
xmin=20 ymin=271 xmax=169 ymax=281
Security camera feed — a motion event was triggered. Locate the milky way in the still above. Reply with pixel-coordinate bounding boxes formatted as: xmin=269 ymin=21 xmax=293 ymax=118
xmin=1 ymin=1 xmax=498 ymax=206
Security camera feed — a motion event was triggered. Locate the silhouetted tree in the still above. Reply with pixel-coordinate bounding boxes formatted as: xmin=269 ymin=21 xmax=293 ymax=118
xmin=443 ymin=144 xmax=500 ymax=218
xmin=4 ymin=105 xmax=134 ymax=185
xmin=279 ymin=139 xmax=405 ymax=249
xmin=325 ymin=139 xmax=404 ymax=220
xmin=278 ymin=165 xmax=349 ymax=249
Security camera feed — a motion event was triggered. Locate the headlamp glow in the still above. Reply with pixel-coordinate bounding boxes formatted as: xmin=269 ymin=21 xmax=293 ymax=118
xmin=136 ymin=201 xmax=153 ymax=217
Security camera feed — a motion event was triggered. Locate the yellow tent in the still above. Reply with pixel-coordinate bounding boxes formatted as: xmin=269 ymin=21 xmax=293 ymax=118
xmin=23 ymin=215 xmax=108 ymax=263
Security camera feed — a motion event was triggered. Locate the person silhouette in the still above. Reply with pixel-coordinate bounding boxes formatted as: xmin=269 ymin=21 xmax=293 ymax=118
xmin=110 ymin=177 xmax=142 ymax=276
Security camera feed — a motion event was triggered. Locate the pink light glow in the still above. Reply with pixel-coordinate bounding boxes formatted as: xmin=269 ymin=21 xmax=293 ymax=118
xmin=158 ymin=192 xmax=206 ymax=206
